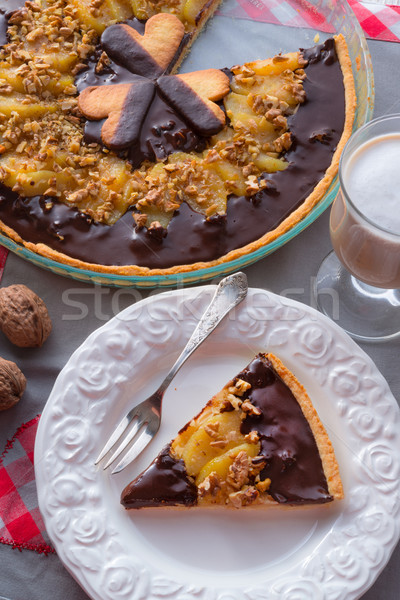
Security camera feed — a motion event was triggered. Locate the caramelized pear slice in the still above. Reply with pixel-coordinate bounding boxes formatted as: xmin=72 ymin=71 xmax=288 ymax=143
xmin=70 ymin=0 xmax=132 ymax=33
xmin=196 ymin=442 xmax=260 ymax=486
xmin=0 ymin=95 xmax=57 ymax=119
xmin=0 ymin=68 xmax=74 ymax=96
xmin=182 ymin=0 xmax=209 ymax=26
xmin=179 ymin=411 xmax=247 ymax=477
xmin=244 ymin=52 xmax=304 ymax=76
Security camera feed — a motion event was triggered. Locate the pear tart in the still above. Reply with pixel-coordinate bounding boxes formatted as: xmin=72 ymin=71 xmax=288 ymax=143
xmin=121 ymin=353 xmax=343 ymax=509
xmin=0 ymin=1 xmax=356 ymax=275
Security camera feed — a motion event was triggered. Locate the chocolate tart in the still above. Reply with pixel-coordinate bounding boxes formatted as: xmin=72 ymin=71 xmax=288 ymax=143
xmin=121 ymin=353 xmax=343 ymax=509
xmin=0 ymin=0 xmax=356 ymax=276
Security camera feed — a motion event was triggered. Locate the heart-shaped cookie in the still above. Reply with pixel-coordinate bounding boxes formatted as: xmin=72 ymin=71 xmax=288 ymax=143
xmin=157 ymin=69 xmax=230 ymax=136
xmin=78 ymin=80 xmax=155 ymax=150
xmin=101 ymin=14 xmax=185 ymax=80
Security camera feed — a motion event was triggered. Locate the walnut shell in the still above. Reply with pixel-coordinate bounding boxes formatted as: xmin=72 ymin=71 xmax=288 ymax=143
xmin=0 ymin=284 xmax=52 ymax=348
xmin=0 ymin=357 xmax=26 ymax=410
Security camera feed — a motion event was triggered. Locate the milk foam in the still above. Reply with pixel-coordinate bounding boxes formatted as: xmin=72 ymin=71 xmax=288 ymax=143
xmin=343 ymin=133 xmax=400 ymax=235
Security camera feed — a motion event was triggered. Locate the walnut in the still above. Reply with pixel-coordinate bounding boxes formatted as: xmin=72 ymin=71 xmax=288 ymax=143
xmin=204 ymin=422 xmax=220 ymax=438
xmin=226 ymin=392 xmax=242 ymax=410
xmin=256 ymin=478 xmax=271 ymax=493
xmin=241 ymin=400 xmax=262 ymax=416
xmin=244 ymin=430 xmax=259 ymax=444
xmin=0 ymin=284 xmax=52 ymax=347
xmin=234 ymin=378 xmax=251 ymax=395
xmin=0 ymin=357 xmax=26 ymax=410
xmin=198 ymin=472 xmax=221 ymax=498
xmin=228 ymin=486 xmax=259 ymax=508
xmin=209 ymin=438 xmax=228 ymax=448
xmin=227 ymin=451 xmax=251 ymax=490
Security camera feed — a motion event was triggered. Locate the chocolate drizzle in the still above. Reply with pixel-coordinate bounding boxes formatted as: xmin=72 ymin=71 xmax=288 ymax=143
xmin=0 ymin=38 xmax=346 ymax=269
xmin=121 ymin=444 xmax=197 ymax=509
xmin=238 ymin=355 xmax=332 ymax=504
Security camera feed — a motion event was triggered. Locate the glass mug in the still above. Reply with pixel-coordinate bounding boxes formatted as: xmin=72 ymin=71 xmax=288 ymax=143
xmin=315 ymin=114 xmax=400 ymax=341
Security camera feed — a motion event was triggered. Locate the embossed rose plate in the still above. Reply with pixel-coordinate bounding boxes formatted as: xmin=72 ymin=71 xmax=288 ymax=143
xmin=35 ymin=287 xmax=400 ymax=600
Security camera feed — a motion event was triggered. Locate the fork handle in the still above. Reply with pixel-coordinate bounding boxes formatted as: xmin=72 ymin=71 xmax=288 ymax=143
xmin=157 ymin=272 xmax=248 ymax=395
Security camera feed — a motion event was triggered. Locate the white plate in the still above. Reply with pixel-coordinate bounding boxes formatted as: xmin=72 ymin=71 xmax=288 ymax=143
xmin=35 ymin=287 xmax=400 ymax=600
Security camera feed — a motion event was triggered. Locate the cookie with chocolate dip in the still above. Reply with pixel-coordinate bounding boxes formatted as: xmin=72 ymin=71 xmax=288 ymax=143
xmin=121 ymin=353 xmax=343 ymax=509
xmin=0 ymin=0 xmax=356 ymax=275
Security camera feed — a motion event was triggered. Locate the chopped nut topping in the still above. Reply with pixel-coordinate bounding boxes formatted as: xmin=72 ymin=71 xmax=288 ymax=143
xmin=133 ymin=213 xmax=148 ymax=229
xmin=219 ymin=399 xmax=235 ymax=413
xmin=198 ymin=472 xmax=221 ymax=498
xmin=209 ymin=438 xmax=228 ymax=448
xmin=226 ymin=451 xmax=251 ymax=490
xmin=204 ymin=422 xmax=220 ymax=438
xmin=148 ymin=220 xmax=162 ymax=230
xmin=228 ymin=486 xmax=259 ymax=508
xmin=226 ymin=393 xmax=242 ymax=410
xmin=274 ymin=132 xmax=292 ymax=153
xmin=244 ymin=430 xmax=259 ymax=444
xmin=245 ymin=175 xmax=264 ymax=196
xmin=241 ymin=400 xmax=262 ymax=416
xmin=256 ymin=478 xmax=271 ymax=493
xmin=96 ymin=51 xmax=111 ymax=73
xmin=249 ymin=455 xmax=267 ymax=478
xmin=235 ymin=378 xmax=251 ymax=395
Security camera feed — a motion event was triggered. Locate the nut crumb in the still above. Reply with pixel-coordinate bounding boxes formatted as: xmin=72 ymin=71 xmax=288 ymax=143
xmin=228 ymin=486 xmax=259 ymax=508
xmin=256 ymin=478 xmax=271 ymax=493
xmin=198 ymin=472 xmax=221 ymax=498
xmin=241 ymin=401 xmax=262 ymax=416
xmin=226 ymin=451 xmax=250 ymax=490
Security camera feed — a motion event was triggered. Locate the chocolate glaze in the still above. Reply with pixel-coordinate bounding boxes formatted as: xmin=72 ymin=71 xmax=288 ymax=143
xmin=102 ymin=23 xmax=166 ymax=80
xmin=128 ymin=88 xmax=207 ymax=166
xmin=238 ymin=355 xmax=332 ymax=504
xmin=106 ymin=79 xmax=156 ymax=150
xmin=195 ymin=0 xmax=215 ymax=26
xmin=121 ymin=444 xmax=197 ymax=509
xmin=0 ymin=0 xmax=25 ymax=46
xmin=157 ymin=74 xmax=225 ymax=136
xmin=0 ymin=39 xmax=345 ymax=268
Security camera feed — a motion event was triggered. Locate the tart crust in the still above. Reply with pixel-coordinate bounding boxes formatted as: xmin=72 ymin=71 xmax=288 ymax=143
xmin=0 ymin=31 xmax=356 ymax=276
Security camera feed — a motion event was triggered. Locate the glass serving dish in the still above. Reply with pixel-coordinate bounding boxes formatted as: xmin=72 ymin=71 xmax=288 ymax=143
xmin=0 ymin=0 xmax=374 ymax=288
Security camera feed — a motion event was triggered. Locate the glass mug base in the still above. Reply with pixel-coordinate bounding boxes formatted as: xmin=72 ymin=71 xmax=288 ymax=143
xmin=314 ymin=251 xmax=400 ymax=342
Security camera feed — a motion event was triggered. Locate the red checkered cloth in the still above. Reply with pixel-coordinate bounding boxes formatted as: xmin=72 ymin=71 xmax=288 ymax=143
xmin=0 ymin=415 xmax=55 ymax=554
xmin=0 ymin=246 xmax=8 ymax=283
xmin=349 ymin=0 xmax=400 ymax=43
xmin=218 ymin=0 xmax=400 ymax=42
xmin=219 ymin=0 xmax=334 ymax=32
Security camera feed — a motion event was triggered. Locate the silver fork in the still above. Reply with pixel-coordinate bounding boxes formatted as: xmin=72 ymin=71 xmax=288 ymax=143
xmin=95 ymin=271 xmax=248 ymax=474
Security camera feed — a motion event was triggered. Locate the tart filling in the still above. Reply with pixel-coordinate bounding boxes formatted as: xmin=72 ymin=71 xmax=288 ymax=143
xmin=0 ymin=1 xmax=356 ymax=274
xmin=121 ymin=353 xmax=343 ymax=509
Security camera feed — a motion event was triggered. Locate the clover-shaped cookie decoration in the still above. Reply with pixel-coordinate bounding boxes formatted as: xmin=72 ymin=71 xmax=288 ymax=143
xmin=78 ymin=13 xmax=230 ymax=151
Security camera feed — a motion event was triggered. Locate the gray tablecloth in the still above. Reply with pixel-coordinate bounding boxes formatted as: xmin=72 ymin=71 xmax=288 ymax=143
xmin=0 ymin=38 xmax=399 ymax=600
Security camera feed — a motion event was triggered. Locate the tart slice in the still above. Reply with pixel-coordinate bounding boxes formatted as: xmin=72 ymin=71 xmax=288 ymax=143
xmin=121 ymin=353 xmax=343 ymax=509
